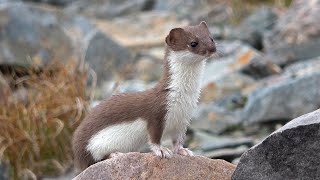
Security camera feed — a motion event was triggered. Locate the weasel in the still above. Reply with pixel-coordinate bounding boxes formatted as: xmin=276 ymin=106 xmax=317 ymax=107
xmin=72 ymin=21 xmax=216 ymax=171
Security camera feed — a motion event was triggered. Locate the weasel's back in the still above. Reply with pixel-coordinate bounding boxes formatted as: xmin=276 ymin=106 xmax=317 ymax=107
xmin=72 ymin=89 xmax=164 ymax=170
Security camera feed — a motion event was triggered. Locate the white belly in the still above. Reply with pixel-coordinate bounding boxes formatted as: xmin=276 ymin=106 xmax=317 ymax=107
xmin=86 ymin=119 xmax=148 ymax=161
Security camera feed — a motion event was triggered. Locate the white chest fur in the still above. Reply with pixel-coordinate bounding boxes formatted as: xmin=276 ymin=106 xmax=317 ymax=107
xmin=164 ymin=50 xmax=206 ymax=140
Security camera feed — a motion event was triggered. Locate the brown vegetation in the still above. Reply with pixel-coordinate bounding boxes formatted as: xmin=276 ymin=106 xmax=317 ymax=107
xmin=0 ymin=60 xmax=91 ymax=179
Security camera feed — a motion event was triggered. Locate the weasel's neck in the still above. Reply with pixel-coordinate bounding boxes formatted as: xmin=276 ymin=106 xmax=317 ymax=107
xmin=159 ymin=48 xmax=206 ymax=94
xmin=161 ymin=48 xmax=206 ymax=135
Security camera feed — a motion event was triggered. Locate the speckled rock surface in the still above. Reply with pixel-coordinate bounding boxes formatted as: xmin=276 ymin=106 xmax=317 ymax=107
xmin=74 ymin=152 xmax=236 ymax=180
xmin=232 ymin=109 xmax=320 ymax=180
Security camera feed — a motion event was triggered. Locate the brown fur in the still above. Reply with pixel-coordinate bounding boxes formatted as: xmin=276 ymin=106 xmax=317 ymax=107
xmin=72 ymin=51 xmax=171 ymax=170
xmin=72 ymin=21 xmax=216 ymax=171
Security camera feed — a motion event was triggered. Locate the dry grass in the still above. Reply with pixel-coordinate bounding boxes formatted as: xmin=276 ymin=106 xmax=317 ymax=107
xmin=0 ymin=60 xmax=91 ymax=179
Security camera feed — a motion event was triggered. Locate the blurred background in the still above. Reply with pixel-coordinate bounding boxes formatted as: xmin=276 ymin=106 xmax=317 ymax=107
xmin=1 ymin=0 xmax=320 ymax=179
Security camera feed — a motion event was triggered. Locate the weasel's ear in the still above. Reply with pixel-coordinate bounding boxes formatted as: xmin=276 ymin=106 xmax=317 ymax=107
xmin=199 ymin=21 xmax=208 ymax=29
xmin=165 ymin=28 xmax=186 ymax=46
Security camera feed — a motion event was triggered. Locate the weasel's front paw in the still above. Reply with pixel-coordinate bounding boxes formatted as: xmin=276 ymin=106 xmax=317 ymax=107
xmin=150 ymin=144 xmax=173 ymax=158
xmin=175 ymin=147 xmax=194 ymax=156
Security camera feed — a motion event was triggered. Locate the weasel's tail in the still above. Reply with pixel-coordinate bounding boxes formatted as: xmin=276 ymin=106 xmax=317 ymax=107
xmin=72 ymin=129 xmax=96 ymax=171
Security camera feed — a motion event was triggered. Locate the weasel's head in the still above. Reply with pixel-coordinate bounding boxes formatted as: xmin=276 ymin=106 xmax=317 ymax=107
xmin=165 ymin=21 xmax=216 ymax=62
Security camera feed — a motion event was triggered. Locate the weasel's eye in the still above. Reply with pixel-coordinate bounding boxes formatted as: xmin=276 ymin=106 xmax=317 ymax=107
xmin=190 ymin=42 xmax=198 ymax=47
xmin=210 ymin=37 xmax=214 ymax=42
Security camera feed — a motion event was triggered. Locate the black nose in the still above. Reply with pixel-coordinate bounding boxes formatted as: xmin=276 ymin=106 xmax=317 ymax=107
xmin=208 ymin=46 xmax=216 ymax=53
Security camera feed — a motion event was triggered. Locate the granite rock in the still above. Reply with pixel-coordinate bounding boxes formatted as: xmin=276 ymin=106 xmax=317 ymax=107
xmin=232 ymin=109 xmax=320 ymax=180
xmin=74 ymin=152 xmax=236 ymax=180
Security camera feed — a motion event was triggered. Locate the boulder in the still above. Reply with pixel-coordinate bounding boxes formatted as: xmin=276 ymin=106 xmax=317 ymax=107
xmin=264 ymin=0 xmax=320 ymax=65
xmin=0 ymin=3 xmax=133 ymax=86
xmin=0 ymin=3 xmax=73 ymax=65
xmin=232 ymin=109 xmax=320 ymax=180
xmin=60 ymin=15 xmax=133 ymax=85
xmin=240 ymin=57 xmax=320 ymax=124
xmin=74 ymin=153 xmax=236 ymax=180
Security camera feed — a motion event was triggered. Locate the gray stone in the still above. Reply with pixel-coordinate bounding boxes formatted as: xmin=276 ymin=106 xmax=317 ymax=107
xmin=283 ymin=56 xmax=320 ymax=75
xmin=200 ymin=41 xmax=259 ymax=102
xmin=84 ymin=31 xmax=132 ymax=85
xmin=0 ymin=3 xmax=133 ymax=86
xmin=201 ymin=72 xmax=256 ymax=103
xmin=240 ymin=57 xmax=320 ymax=124
xmin=203 ymin=41 xmax=262 ymax=78
xmin=235 ymin=6 xmax=278 ymax=49
xmin=191 ymin=104 xmax=241 ymax=134
xmin=65 ymin=0 xmax=154 ymax=19
xmin=154 ymin=0 xmax=198 ymax=11
xmin=232 ymin=109 xmax=320 ymax=180
xmin=202 ymin=137 xmax=252 ymax=153
xmin=191 ymin=130 xmax=253 ymax=152
xmin=264 ymin=38 xmax=320 ymax=65
xmin=153 ymin=0 xmax=203 ymax=18
xmin=201 ymin=146 xmax=248 ymax=161
xmin=208 ymin=25 xmax=237 ymax=40
xmin=0 ymin=3 xmax=73 ymax=65
xmin=61 ymin=15 xmax=133 ymax=86
xmin=241 ymin=56 xmax=282 ymax=79
xmin=263 ymin=0 xmax=320 ymax=65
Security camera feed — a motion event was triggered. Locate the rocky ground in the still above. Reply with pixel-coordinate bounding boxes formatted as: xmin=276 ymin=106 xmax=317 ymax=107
xmin=1 ymin=0 xmax=320 ymax=179
xmin=74 ymin=153 xmax=236 ymax=180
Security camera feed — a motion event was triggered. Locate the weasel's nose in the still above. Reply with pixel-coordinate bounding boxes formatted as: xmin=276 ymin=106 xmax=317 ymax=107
xmin=208 ymin=46 xmax=216 ymax=53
